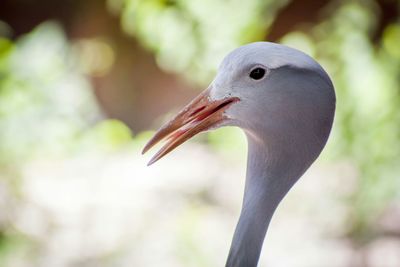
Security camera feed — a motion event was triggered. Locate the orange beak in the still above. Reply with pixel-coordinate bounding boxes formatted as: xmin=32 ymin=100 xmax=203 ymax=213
xmin=142 ymin=88 xmax=239 ymax=166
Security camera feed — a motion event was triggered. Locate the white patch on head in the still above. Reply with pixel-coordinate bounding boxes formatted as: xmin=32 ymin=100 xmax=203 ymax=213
xmin=221 ymin=42 xmax=321 ymax=71
xmin=208 ymin=42 xmax=325 ymax=101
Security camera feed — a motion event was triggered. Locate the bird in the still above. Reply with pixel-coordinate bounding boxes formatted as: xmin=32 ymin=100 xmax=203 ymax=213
xmin=142 ymin=42 xmax=336 ymax=267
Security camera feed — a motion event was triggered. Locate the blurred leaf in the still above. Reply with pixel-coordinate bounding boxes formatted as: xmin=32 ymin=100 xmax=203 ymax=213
xmin=383 ymin=23 xmax=400 ymax=59
xmin=90 ymin=119 xmax=133 ymax=150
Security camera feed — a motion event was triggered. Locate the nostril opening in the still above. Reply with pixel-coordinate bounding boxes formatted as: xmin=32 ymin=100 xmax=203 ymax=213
xmin=189 ymin=106 xmax=206 ymax=117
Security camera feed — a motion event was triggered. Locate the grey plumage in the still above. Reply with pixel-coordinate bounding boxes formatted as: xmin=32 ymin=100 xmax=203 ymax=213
xmin=144 ymin=42 xmax=336 ymax=267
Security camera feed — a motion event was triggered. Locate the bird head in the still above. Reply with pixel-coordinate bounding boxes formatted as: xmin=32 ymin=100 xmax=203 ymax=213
xmin=143 ymin=42 xmax=335 ymax=166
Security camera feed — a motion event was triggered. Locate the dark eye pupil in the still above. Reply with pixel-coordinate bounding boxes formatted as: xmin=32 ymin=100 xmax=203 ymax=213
xmin=249 ymin=68 xmax=266 ymax=80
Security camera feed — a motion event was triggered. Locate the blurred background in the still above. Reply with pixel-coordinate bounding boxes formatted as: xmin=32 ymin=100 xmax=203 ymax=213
xmin=0 ymin=0 xmax=399 ymax=266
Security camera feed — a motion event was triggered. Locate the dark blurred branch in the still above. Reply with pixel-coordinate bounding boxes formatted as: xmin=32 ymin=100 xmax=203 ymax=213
xmin=267 ymin=0 xmax=331 ymax=41
xmin=373 ymin=0 xmax=399 ymax=43
xmin=0 ymin=0 xmax=78 ymax=38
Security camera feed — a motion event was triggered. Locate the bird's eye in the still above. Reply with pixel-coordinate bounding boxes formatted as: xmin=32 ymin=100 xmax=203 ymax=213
xmin=249 ymin=67 xmax=266 ymax=80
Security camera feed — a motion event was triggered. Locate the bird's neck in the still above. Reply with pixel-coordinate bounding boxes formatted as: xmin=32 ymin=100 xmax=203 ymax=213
xmin=226 ymin=134 xmax=302 ymax=267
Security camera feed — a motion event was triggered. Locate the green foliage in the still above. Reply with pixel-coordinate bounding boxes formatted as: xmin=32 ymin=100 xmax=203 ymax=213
xmin=207 ymin=127 xmax=247 ymax=160
xmin=79 ymin=119 xmax=133 ymax=152
xmin=0 ymin=22 xmax=102 ymax=164
xmin=309 ymin=2 xmax=400 ymax=242
xmin=0 ymin=230 xmax=32 ymax=266
xmin=119 ymin=0 xmax=288 ymax=84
